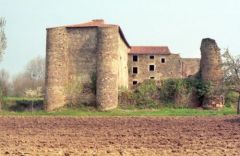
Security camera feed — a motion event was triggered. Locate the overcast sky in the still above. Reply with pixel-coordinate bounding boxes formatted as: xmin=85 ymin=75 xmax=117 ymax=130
xmin=0 ymin=0 xmax=240 ymax=77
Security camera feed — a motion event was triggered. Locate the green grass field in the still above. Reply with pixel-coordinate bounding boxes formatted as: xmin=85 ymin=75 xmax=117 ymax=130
xmin=0 ymin=107 xmax=237 ymax=117
xmin=1 ymin=96 xmax=238 ymax=116
xmin=3 ymin=96 xmax=43 ymax=101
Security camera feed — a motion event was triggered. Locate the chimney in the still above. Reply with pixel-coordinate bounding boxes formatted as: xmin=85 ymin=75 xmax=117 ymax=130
xmin=92 ymin=19 xmax=104 ymax=24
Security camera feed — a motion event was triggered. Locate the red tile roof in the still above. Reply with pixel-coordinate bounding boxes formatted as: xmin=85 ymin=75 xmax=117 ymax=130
xmin=129 ymin=46 xmax=171 ymax=55
xmin=47 ymin=19 xmax=130 ymax=48
xmin=65 ymin=19 xmax=117 ymax=28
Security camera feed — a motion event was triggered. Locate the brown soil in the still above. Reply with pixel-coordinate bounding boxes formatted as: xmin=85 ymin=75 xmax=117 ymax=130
xmin=0 ymin=116 xmax=240 ymax=156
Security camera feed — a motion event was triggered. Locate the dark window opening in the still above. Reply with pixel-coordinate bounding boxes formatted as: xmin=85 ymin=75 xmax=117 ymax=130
xmin=133 ymin=81 xmax=138 ymax=85
xmin=149 ymin=55 xmax=154 ymax=59
xmin=161 ymin=58 xmax=166 ymax=63
xmin=133 ymin=55 xmax=138 ymax=62
xmin=133 ymin=67 xmax=138 ymax=74
xmin=149 ymin=65 xmax=155 ymax=71
xmin=150 ymin=77 xmax=155 ymax=79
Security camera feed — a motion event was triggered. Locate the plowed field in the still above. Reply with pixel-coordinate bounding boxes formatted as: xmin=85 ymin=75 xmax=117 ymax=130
xmin=0 ymin=116 xmax=240 ymax=156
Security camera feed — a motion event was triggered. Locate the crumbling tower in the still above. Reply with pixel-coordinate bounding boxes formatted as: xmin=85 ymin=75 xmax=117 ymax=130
xmin=200 ymin=38 xmax=224 ymax=108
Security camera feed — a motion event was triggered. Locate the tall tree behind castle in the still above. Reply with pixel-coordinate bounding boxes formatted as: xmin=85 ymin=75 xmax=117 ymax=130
xmin=0 ymin=17 xmax=6 ymax=109
xmin=0 ymin=17 xmax=6 ymax=59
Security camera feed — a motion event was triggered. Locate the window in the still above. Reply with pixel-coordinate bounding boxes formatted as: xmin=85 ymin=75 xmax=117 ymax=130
xmin=150 ymin=77 xmax=155 ymax=79
xmin=149 ymin=65 xmax=155 ymax=71
xmin=133 ymin=67 xmax=138 ymax=74
xmin=161 ymin=58 xmax=166 ymax=63
xmin=133 ymin=55 xmax=138 ymax=62
xmin=133 ymin=81 xmax=138 ymax=85
xmin=149 ymin=55 xmax=154 ymax=59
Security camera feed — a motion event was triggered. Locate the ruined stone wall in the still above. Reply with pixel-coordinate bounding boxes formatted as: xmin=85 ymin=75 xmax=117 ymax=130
xmin=96 ymin=26 xmax=119 ymax=110
xmin=158 ymin=54 xmax=182 ymax=78
xmin=181 ymin=58 xmax=200 ymax=77
xmin=67 ymin=27 xmax=98 ymax=105
xmin=128 ymin=54 xmax=182 ymax=87
xmin=118 ymin=35 xmax=129 ymax=89
xmin=45 ymin=27 xmax=69 ymax=111
xmin=200 ymin=38 xmax=224 ymax=108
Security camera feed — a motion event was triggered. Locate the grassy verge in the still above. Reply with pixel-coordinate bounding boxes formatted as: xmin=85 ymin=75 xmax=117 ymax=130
xmin=0 ymin=107 xmax=237 ymax=117
xmin=3 ymin=96 xmax=43 ymax=101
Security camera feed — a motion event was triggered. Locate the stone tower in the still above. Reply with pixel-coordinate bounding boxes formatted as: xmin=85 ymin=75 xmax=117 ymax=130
xmin=45 ymin=20 xmax=129 ymax=111
xmin=96 ymin=26 xmax=119 ymax=110
xmin=45 ymin=27 xmax=69 ymax=111
xmin=200 ymin=38 xmax=224 ymax=108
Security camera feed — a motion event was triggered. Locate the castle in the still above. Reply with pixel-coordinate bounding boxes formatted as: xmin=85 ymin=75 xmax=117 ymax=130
xmin=45 ymin=19 xmax=223 ymax=111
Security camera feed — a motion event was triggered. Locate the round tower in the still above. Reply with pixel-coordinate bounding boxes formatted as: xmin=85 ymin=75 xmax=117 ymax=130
xmin=200 ymin=38 xmax=224 ymax=108
xmin=45 ymin=27 xmax=69 ymax=111
xmin=96 ymin=26 xmax=119 ymax=110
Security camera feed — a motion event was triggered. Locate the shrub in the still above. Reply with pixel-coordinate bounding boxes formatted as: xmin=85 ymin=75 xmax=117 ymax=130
xmin=134 ymin=80 xmax=159 ymax=109
xmin=119 ymin=78 xmax=213 ymax=109
xmin=159 ymin=78 xmax=198 ymax=107
xmin=225 ymin=91 xmax=238 ymax=107
xmin=119 ymin=80 xmax=160 ymax=109
xmin=65 ymin=76 xmax=83 ymax=107
xmin=3 ymin=98 xmax=43 ymax=111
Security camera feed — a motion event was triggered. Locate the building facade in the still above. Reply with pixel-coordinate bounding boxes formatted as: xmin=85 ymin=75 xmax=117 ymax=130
xmin=128 ymin=46 xmax=200 ymax=87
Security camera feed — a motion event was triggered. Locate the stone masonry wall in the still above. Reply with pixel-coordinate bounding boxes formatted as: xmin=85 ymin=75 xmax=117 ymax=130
xmin=200 ymin=38 xmax=224 ymax=108
xmin=96 ymin=26 xmax=119 ymax=110
xmin=128 ymin=54 xmax=182 ymax=87
xmin=67 ymin=27 xmax=98 ymax=105
xmin=45 ymin=27 xmax=69 ymax=111
xmin=118 ymin=35 xmax=129 ymax=89
xmin=181 ymin=58 xmax=200 ymax=77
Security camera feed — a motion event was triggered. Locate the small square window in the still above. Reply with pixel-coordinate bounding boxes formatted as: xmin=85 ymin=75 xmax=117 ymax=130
xmin=133 ymin=67 xmax=138 ymax=74
xmin=133 ymin=81 xmax=138 ymax=85
xmin=133 ymin=55 xmax=138 ymax=62
xmin=149 ymin=55 xmax=154 ymax=59
xmin=149 ymin=65 xmax=155 ymax=71
xmin=150 ymin=77 xmax=155 ymax=79
xmin=161 ymin=58 xmax=166 ymax=63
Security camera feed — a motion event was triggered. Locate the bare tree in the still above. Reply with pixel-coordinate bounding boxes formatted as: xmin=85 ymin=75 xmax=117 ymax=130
xmin=0 ymin=17 xmax=7 ymax=110
xmin=12 ymin=72 xmax=32 ymax=96
xmin=0 ymin=17 xmax=6 ymax=60
xmin=25 ymin=56 xmax=45 ymax=89
xmin=0 ymin=69 xmax=10 ymax=96
xmin=222 ymin=49 xmax=240 ymax=114
xmin=12 ymin=56 xmax=45 ymax=97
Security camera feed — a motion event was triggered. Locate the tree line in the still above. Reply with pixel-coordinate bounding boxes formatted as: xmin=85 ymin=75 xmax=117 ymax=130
xmin=0 ymin=17 xmax=44 ymax=98
xmin=0 ymin=56 xmax=45 ymax=97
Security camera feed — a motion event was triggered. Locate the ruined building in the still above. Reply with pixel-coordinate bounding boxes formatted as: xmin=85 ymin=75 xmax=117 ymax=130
xmin=200 ymin=38 xmax=224 ymax=108
xmin=45 ymin=20 xmax=129 ymax=111
xmin=128 ymin=46 xmax=200 ymax=87
xmin=45 ymin=20 xmax=222 ymax=111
